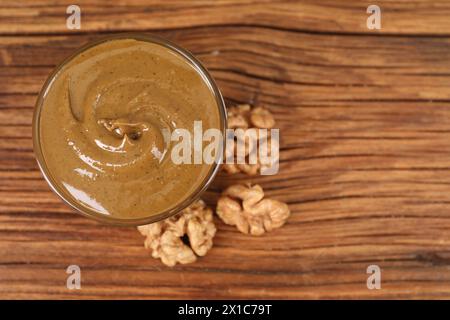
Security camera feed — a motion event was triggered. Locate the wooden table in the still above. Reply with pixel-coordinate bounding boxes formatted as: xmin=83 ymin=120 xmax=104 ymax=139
xmin=2 ymin=0 xmax=450 ymax=299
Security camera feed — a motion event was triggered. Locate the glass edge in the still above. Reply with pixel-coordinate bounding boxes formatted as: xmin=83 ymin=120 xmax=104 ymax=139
xmin=32 ymin=32 xmax=228 ymax=227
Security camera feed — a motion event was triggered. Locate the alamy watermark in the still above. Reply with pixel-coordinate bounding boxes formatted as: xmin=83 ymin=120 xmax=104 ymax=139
xmin=66 ymin=5 xmax=81 ymax=30
xmin=366 ymin=264 xmax=381 ymax=289
xmin=367 ymin=5 xmax=381 ymax=30
xmin=66 ymin=264 xmax=81 ymax=289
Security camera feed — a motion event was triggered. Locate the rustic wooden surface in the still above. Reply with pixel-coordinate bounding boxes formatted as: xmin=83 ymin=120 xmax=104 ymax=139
xmin=2 ymin=0 xmax=450 ymax=299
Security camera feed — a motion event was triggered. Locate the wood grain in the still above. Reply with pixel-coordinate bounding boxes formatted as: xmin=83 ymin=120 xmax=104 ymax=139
xmin=2 ymin=0 xmax=450 ymax=299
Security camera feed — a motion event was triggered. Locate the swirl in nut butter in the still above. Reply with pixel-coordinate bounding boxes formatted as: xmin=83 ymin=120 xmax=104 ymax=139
xmin=38 ymin=39 xmax=221 ymax=218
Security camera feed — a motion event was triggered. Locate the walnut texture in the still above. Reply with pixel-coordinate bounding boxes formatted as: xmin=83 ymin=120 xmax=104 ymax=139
xmin=250 ymin=107 xmax=276 ymax=129
xmin=138 ymin=199 xmax=216 ymax=266
xmin=223 ymin=104 xmax=277 ymax=175
xmin=216 ymin=184 xmax=290 ymax=236
xmin=226 ymin=104 xmax=275 ymax=129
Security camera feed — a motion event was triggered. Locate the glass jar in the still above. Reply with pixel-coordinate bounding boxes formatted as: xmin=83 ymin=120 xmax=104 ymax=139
xmin=33 ymin=33 xmax=227 ymax=226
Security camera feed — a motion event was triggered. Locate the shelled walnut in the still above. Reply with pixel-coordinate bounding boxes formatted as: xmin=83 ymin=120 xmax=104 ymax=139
xmin=227 ymin=104 xmax=251 ymax=129
xmin=226 ymin=104 xmax=275 ymax=129
xmin=138 ymin=200 xmax=216 ymax=267
xmin=216 ymin=184 xmax=290 ymax=236
xmin=250 ymin=106 xmax=276 ymax=129
xmin=223 ymin=104 xmax=277 ymax=175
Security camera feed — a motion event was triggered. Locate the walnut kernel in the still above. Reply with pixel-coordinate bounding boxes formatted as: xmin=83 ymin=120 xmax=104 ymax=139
xmin=223 ymin=104 xmax=277 ymax=176
xmin=138 ymin=199 xmax=216 ymax=266
xmin=250 ymin=107 xmax=276 ymax=129
xmin=216 ymin=184 xmax=290 ymax=236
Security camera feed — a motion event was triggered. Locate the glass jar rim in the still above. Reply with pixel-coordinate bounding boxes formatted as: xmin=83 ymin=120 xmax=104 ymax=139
xmin=33 ymin=33 xmax=227 ymax=226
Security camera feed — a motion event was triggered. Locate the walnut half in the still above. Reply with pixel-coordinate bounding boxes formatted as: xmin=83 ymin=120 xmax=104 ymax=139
xmin=226 ymin=104 xmax=275 ymax=129
xmin=138 ymin=199 xmax=216 ymax=267
xmin=216 ymin=184 xmax=290 ymax=236
xmin=223 ymin=104 xmax=278 ymax=176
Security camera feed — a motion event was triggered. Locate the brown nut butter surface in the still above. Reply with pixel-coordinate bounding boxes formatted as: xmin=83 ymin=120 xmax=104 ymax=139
xmin=37 ymin=38 xmax=222 ymax=219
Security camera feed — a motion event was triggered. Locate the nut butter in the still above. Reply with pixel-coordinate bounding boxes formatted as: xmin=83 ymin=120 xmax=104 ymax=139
xmin=33 ymin=35 xmax=226 ymax=224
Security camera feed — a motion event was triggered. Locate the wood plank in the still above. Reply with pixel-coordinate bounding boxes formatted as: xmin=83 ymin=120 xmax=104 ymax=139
xmin=2 ymin=0 xmax=450 ymax=299
xmin=1 ymin=0 xmax=450 ymax=35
